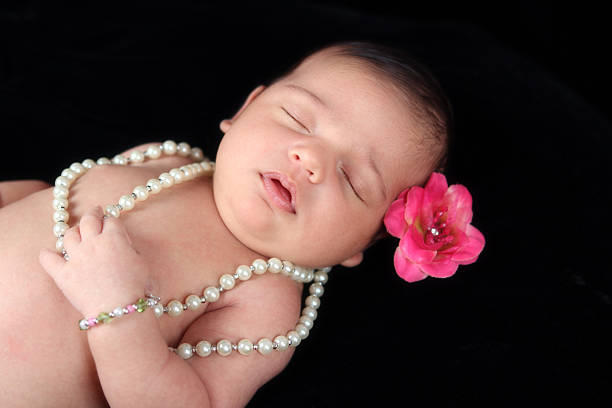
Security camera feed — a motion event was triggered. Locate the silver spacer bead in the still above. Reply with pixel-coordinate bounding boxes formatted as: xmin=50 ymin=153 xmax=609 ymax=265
xmin=131 ymin=193 xmax=137 ymax=199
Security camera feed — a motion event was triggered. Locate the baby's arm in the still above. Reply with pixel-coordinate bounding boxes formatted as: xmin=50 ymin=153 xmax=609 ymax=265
xmin=0 ymin=180 xmax=50 ymax=207
xmin=39 ymin=207 xmax=212 ymax=406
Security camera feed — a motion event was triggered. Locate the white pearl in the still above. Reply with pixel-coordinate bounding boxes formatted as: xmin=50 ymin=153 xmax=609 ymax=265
xmin=190 ymin=162 xmax=202 ymax=175
xmin=237 ymin=339 xmax=253 ymax=355
xmin=79 ymin=319 xmax=89 ymax=330
xmin=118 ymin=195 xmax=135 ymax=211
xmin=309 ymin=283 xmax=324 ymax=297
xmin=146 ymin=144 xmax=162 ymax=159
xmin=53 ymin=209 xmax=69 ymax=223
xmin=274 ymin=335 xmax=289 ymax=351
xmin=177 ymin=343 xmax=194 ymax=359
xmin=281 ymin=260 xmax=294 ymax=276
xmin=162 ymin=140 xmax=177 ymax=155
xmin=287 ymin=331 xmax=301 ymax=347
xmin=268 ymin=258 xmax=283 ymax=273
xmin=314 ymin=271 xmax=328 ymax=284
xmin=167 ymin=300 xmax=183 ymax=317
xmin=177 ymin=142 xmax=191 ymax=157
xmin=252 ymin=259 xmax=268 ymax=275
xmin=55 ymin=176 xmax=70 ymax=188
xmin=169 ymin=168 xmax=184 ymax=183
xmin=185 ymin=294 xmax=201 ymax=310
xmin=216 ymin=339 xmax=232 ymax=356
xmin=55 ymin=237 xmax=64 ymax=252
xmin=302 ymin=307 xmax=318 ymax=321
xmin=132 ymin=185 xmax=149 ymax=201
xmin=179 ymin=165 xmax=193 ymax=180
xmin=104 ymin=204 xmax=119 ymax=218
xmin=53 ymin=222 xmax=69 ymax=237
xmin=190 ymin=147 xmax=204 ymax=160
xmin=291 ymin=266 xmax=303 ymax=281
xmin=295 ymin=323 xmax=309 ymax=339
xmin=299 ymin=315 xmax=314 ymax=330
xmin=305 ymin=295 xmax=320 ymax=309
xmin=219 ymin=273 xmax=236 ymax=290
xmin=236 ymin=265 xmax=252 ymax=281
xmin=196 ymin=341 xmax=212 ymax=357
xmin=304 ymin=268 xmax=314 ymax=283
xmin=53 ymin=186 xmax=68 ymax=199
xmin=82 ymin=159 xmax=96 ymax=169
xmin=112 ymin=155 xmax=127 ymax=165
xmin=158 ymin=172 xmax=174 ymax=188
xmin=112 ymin=307 xmax=124 ymax=317
xmin=61 ymin=168 xmax=77 ymax=181
xmin=257 ymin=338 xmax=274 ymax=355
xmin=129 ymin=150 xmax=145 ymax=163
xmin=200 ymin=161 xmax=213 ymax=173
xmin=69 ymin=162 xmax=86 ymax=175
xmin=152 ymin=303 xmax=164 ymax=318
xmin=203 ymin=286 xmax=220 ymax=302
xmin=53 ymin=198 xmax=68 ymax=210
xmin=146 ymin=178 xmax=162 ymax=194
xmin=97 ymin=157 xmax=111 ymax=165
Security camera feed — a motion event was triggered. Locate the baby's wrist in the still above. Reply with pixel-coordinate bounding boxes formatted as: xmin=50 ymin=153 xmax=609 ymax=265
xmin=78 ymin=293 xmax=160 ymax=331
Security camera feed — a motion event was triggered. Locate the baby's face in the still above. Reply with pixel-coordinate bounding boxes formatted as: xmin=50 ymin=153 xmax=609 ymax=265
xmin=213 ymin=50 xmax=430 ymax=268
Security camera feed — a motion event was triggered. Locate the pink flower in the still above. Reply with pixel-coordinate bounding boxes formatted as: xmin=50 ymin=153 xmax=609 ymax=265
xmin=383 ymin=172 xmax=485 ymax=282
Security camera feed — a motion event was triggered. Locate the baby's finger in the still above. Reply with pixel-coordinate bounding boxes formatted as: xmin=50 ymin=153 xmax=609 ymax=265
xmin=39 ymin=247 xmax=65 ymax=278
xmin=79 ymin=206 xmax=103 ymax=240
xmin=62 ymin=224 xmax=81 ymax=249
xmin=100 ymin=214 xmax=133 ymax=245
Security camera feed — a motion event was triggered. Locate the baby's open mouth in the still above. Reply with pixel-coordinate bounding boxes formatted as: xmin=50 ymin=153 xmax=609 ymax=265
xmin=261 ymin=173 xmax=296 ymax=213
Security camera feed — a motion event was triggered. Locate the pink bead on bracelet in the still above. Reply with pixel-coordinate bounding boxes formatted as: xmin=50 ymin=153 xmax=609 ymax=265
xmin=78 ymin=294 xmax=161 ymax=330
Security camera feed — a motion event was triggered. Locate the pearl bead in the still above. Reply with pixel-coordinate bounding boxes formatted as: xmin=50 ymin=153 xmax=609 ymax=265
xmin=295 ymin=323 xmax=309 ymax=339
xmin=282 ymin=260 xmax=294 ymax=276
xmin=162 ymin=140 xmax=177 ymax=155
xmin=252 ymin=259 xmax=268 ymax=275
xmin=237 ymin=339 xmax=254 ymax=355
xmin=167 ymin=300 xmax=183 ymax=317
xmin=146 ymin=178 xmax=162 ymax=194
xmin=132 ymin=185 xmax=149 ymax=201
xmin=53 ymin=198 xmax=68 ymax=210
xmin=82 ymin=159 xmax=96 ymax=169
xmin=53 ymin=209 xmax=69 ymax=223
xmin=53 ymin=222 xmax=69 ymax=238
xmin=152 ymin=303 xmax=164 ymax=318
xmin=177 ymin=343 xmax=194 ymax=359
xmin=69 ymin=162 xmax=86 ymax=175
xmin=179 ymin=165 xmax=193 ymax=180
xmin=216 ymin=339 xmax=232 ymax=356
xmin=268 ymin=258 xmax=283 ymax=273
xmin=118 ymin=195 xmax=135 ymax=211
xmin=55 ymin=237 xmax=64 ymax=252
xmin=274 ymin=335 xmax=289 ymax=351
xmin=314 ymin=271 xmax=328 ymax=284
xmin=112 ymin=155 xmax=127 ymax=165
xmin=97 ymin=157 xmax=111 ymax=165
xmin=299 ymin=315 xmax=314 ymax=330
xmin=177 ymin=142 xmax=191 ymax=157
xmin=146 ymin=145 xmax=162 ymax=159
xmin=55 ymin=176 xmax=70 ymax=188
xmin=203 ymin=286 xmax=220 ymax=302
xmin=236 ymin=265 xmax=252 ymax=281
xmin=78 ymin=319 xmax=89 ymax=330
xmin=129 ymin=150 xmax=145 ymax=163
xmin=196 ymin=341 xmax=212 ymax=357
xmin=185 ymin=294 xmax=201 ymax=310
xmin=104 ymin=204 xmax=119 ymax=218
xmin=257 ymin=338 xmax=273 ymax=355
xmin=158 ymin=173 xmax=174 ymax=188
xmin=112 ymin=307 xmax=124 ymax=317
xmin=53 ymin=186 xmax=68 ymax=199
xmin=287 ymin=331 xmax=301 ymax=347
xmin=291 ymin=266 xmax=303 ymax=281
xmin=309 ymin=283 xmax=324 ymax=297
xmin=305 ymin=295 xmax=320 ymax=309
xmin=219 ymin=273 xmax=236 ymax=290
xmin=302 ymin=307 xmax=318 ymax=321
xmin=200 ymin=161 xmax=213 ymax=172
xmin=61 ymin=168 xmax=77 ymax=181
xmin=190 ymin=147 xmax=204 ymax=160
xmin=169 ymin=168 xmax=184 ymax=183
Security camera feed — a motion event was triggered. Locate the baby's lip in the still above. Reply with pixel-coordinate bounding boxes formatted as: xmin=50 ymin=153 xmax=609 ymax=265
xmin=261 ymin=172 xmax=297 ymax=213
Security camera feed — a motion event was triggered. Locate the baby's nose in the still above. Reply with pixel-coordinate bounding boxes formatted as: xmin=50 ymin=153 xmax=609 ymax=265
xmin=289 ymin=144 xmax=326 ymax=183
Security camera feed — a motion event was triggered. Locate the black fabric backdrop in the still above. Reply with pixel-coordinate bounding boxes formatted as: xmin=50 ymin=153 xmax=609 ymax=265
xmin=1 ymin=2 xmax=610 ymax=406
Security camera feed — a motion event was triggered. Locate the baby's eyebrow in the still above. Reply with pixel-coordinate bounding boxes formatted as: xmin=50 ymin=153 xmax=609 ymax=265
xmin=284 ymin=84 xmax=329 ymax=111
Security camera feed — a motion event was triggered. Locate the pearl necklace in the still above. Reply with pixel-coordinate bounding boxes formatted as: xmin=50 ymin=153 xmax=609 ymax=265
xmin=50 ymin=140 xmax=329 ymax=359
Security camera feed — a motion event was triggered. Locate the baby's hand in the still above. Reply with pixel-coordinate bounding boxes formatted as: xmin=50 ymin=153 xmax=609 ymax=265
xmin=39 ymin=206 xmax=155 ymax=317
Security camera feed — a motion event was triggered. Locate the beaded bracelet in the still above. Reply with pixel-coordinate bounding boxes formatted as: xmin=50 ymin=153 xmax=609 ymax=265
xmin=78 ymin=294 xmax=161 ymax=330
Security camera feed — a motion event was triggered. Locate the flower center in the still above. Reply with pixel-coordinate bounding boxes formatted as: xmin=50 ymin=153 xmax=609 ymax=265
xmin=424 ymin=207 xmax=453 ymax=246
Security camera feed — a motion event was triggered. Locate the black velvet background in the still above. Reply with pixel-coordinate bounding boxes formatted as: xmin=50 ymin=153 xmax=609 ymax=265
xmin=1 ymin=2 xmax=610 ymax=406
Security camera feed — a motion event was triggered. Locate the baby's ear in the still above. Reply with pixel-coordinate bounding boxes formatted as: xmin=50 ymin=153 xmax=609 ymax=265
xmin=339 ymin=251 xmax=364 ymax=268
xmin=219 ymin=85 xmax=266 ymax=133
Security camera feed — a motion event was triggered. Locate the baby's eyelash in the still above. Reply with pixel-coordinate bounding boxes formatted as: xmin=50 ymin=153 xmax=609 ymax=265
xmin=282 ymin=108 xmax=310 ymax=133
xmin=341 ymin=167 xmax=363 ymax=202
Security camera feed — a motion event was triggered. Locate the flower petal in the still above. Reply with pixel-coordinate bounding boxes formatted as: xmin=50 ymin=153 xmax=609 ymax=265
xmin=424 ymin=172 xmax=448 ymax=205
xmin=403 ymin=187 xmax=424 ymax=226
xmin=384 ymin=189 xmax=409 ymax=238
xmin=394 ymin=247 xmax=428 ymax=282
xmin=420 ymin=259 xmax=459 ymax=278
xmin=452 ymin=224 xmax=485 ymax=265
xmin=399 ymin=227 xmax=437 ymax=264
xmin=444 ymin=184 xmax=473 ymax=230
